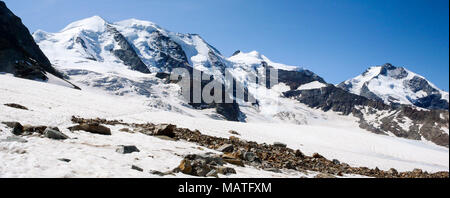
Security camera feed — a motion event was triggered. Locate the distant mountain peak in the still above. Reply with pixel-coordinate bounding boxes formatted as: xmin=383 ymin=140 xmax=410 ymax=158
xmin=229 ymin=50 xmax=301 ymax=71
xmin=339 ymin=64 xmax=449 ymax=110
xmin=381 ymin=62 xmax=395 ymax=69
xmin=61 ymin=15 xmax=108 ymax=32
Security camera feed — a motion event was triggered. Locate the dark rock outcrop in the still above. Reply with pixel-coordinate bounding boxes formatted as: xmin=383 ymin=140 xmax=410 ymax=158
xmin=284 ymin=85 xmax=449 ymax=147
xmin=284 ymin=85 xmax=389 ymax=115
xmin=0 ymin=1 xmax=62 ymax=80
xmin=106 ymin=25 xmax=150 ymax=73
xmin=145 ymin=30 xmax=190 ymax=72
xmin=277 ymin=67 xmax=327 ymax=90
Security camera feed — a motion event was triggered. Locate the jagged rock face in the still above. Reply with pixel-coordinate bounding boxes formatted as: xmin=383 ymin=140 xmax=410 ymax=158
xmin=166 ymin=66 xmax=243 ymax=122
xmin=284 ymin=85 xmax=449 ymax=147
xmin=143 ymin=30 xmax=190 ymax=72
xmin=276 ymin=67 xmax=327 ymax=90
xmin=106 ymin=25 xmax=150 ymax=73
xmin=338 ymin=63 xmax=449 ymax=110
xmin=284 ymin=85 xmax=389 ymax=115
xmin=0 ymin=1 xmax=61 ymax=80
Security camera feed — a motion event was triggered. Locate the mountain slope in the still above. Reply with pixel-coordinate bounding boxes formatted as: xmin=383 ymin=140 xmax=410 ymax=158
xmin=1 ymin=74 xmax=448 ymax=177
xmin=32 ymin=16 xmax=449 ymax=147
xmin=0 ymin=1 xmax=78 ymax=89
xmin=338 ymin=63 xmax=449 ymax=110
xmin=34 ymin=16 xmax=150 ymax=74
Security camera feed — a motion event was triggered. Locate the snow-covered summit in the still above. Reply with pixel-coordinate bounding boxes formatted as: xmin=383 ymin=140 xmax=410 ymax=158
xmin=61 ymin=15 xmax=108 ymax=32
xmin=33 ymin=16 xmax=150 ymax=73
xmin=338 ymin=63 xmax=449 ymax=110
xmin=229 ymin=50 xmax=302 ymax=71
xmin=114 ymin=18 xmax=166 ymax=34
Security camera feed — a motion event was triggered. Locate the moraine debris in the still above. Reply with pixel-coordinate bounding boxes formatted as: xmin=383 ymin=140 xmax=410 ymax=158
xmin=65 ymin=117 xmax=450 ymax=178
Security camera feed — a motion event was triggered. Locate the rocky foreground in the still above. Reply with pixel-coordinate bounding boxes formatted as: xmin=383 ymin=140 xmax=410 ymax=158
xmin=2 ymin=107 xmax=447 ymax=178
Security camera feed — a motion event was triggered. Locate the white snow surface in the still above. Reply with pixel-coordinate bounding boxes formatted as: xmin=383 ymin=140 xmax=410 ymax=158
xmin=0 ymin=74 xmax=448 ymax=178
xmin=297 ymin=81 xmax=327 ymax=90
xmin=229 ymin=51 xmax=301 ymax=71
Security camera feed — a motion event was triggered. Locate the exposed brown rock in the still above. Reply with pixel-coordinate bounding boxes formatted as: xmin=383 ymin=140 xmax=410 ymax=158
xmin=68 ymin=123 xmax=111 ymax=135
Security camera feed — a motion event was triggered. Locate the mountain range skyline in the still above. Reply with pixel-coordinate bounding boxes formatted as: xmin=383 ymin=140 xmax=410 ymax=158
xmin=4 ymin=0 xmax=449 ymax=91
xmin=1 ymin=0 xmax=448 ymax=179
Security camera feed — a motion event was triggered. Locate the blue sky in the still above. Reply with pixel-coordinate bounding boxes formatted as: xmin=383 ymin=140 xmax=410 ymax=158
xmin=4 ymin=0 xmax=449 ymax=90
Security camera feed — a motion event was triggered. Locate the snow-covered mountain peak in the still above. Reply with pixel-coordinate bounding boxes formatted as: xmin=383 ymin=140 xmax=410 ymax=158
xmin=61 ymin=15 xmax=108 ymax=33
xmin=339 ymin=63 xmax=449 ymax=109
xmin=33 ymin=16 xmax=151 ymax=73
xmin=229 ymin=50 xmax=301 ymax=71
xmin=114 ymin=18 xmax=165 ymax=33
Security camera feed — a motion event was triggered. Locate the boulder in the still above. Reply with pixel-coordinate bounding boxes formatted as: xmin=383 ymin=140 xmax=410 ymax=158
xmin=312 ymin=153 xmax=324 ymax=159
xmin=187 ymin=153 xmax=224 ymax=166
xmin=412 ymin=169 xmax=423 ymax=174
xmin=332 ymin=159 xmax=341 ymax=165
xmin=116 ymin=145 xmax=140 ymax=154
xmin=295 ymin=149 xmax=305 ymax=158
xmin=153 ymin=124 xmax=176 ymax=138
xmin=178 ymin=159 xmax=193 ymax=175
xmin=243 ymin=151 xmax=260 ymax=163
xmin=44 ymin=128 xmax=69 ymax=140
xmin=23 ymin=125 xmax=47 ymax=134
xmin=217 ymin=144 xmax=234 ymax=153
xmin=273 ymin=142 xmax=287 ymax=148
xmin=2 ymin=122 xmax=24 ymax=135
xmin=69 ymin=123 xmax=111 ymax=135
xmin=217 ymin=167 xmax=236 ymax=175
xmin=131 ymin=165 xmax=144 ymax=172
xmin=4 ymin=103 xmax=29 ymax=110
xmin=58 ymin=158 xmax=71 ymax=163
xmin=387 ymin=168 xmax=398 ymax=175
